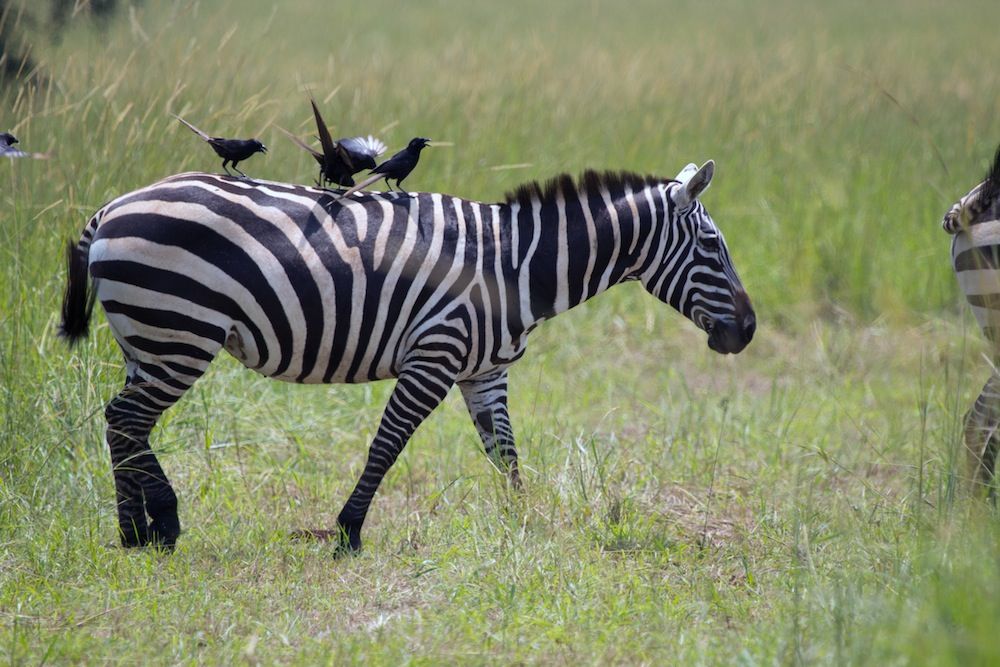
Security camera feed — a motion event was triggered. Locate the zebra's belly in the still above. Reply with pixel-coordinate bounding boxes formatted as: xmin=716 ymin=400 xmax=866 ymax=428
xmin=223 ymin=300 xmax=531 ymax=386
xmin=223 ymin=323 xmax=403 ymax=385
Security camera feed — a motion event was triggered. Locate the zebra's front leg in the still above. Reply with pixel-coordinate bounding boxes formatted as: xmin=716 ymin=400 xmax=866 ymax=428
xmin=336 ymin=363 xmax=456 ymax=553
xmin=963 ymin=370 xmax=1000 ymax=494
xmin=458 ymin=370 xmax=521 ymax=489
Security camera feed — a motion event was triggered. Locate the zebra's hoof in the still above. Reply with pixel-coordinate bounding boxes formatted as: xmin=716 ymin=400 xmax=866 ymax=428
xmin=118 ymin=533 xmax=177 ymax=552
xmin=334 ymin=520 xmax=363 ymax=557
xmin=118 ymin=521 xmax=150 ymax=549
xmin=333 ymin=541 xmax=362 ymax=559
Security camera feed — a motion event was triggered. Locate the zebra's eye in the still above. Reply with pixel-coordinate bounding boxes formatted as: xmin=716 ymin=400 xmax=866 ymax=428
xmin=700 ymin=235 xmax=720 ymax=252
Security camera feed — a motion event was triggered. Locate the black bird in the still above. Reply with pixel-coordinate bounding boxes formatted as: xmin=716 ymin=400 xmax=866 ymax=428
xmin=172 ymin=115 xmax=267 ymax=178
xmin=278 ymin=99 xmax=385 ymax=187
xmin=340 ymin=137 xmax=431 ymax=198
xmin=1 ymin=131 xmax=48 ymax=159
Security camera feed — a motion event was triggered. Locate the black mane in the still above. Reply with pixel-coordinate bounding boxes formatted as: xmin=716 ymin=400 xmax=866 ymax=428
xmin=981 ymin=142 xmax=1000 ymax=209
xmin=503 ymin=170 xmax=671 ymax=207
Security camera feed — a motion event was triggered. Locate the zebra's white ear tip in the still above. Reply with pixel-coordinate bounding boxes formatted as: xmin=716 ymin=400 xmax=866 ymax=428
xmin=675 ymin=163 xmax=699 ymax=184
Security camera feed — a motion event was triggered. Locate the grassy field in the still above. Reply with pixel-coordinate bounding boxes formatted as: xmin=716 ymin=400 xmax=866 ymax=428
xmin=3 ymin=0 xmax=1000 ymax=663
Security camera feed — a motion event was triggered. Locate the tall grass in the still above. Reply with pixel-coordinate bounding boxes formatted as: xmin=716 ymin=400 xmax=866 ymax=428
xmin=3 ymin=0 xmax=1000 ymax=663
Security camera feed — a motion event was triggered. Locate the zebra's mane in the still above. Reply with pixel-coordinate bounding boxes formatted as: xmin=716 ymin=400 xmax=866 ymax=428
xmin=981 ymin=142 xmax=1000 ymax=210
xmin=504 ymin=170 xmax=670 ymax=207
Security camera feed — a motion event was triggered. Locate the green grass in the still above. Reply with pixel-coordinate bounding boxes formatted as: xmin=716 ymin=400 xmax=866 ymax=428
xmin=3 ymin=0 xmax=1000 ymax=663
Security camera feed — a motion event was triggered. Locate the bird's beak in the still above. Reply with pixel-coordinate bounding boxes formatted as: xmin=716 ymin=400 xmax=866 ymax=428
xmin=261 ymin=145 xmax=268 ymax=153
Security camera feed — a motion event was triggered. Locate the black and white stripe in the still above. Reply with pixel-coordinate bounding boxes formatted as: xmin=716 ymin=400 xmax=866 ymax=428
xmin=943 ymin=143 xmax=1000 ymax=491
xmin=60 ymin=160 xmax=755 ymax=551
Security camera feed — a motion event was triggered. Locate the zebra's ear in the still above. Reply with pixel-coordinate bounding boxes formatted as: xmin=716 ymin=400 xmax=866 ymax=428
xmin=672 ymin=160 xmax=715 ymax=208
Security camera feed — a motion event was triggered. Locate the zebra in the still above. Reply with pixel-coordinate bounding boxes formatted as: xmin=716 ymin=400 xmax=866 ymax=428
xmin=943 ymin=142 xmax=1000 ymax=492
xmin=58 ymin=160 xmax=756 ymax=553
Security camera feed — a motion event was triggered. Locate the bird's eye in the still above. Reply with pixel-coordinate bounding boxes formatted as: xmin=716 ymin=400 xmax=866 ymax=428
xmin=701 ymin=235 xmax=720 ymax=252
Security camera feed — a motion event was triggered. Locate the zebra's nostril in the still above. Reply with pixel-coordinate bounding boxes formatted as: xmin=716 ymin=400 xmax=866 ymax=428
xmin=743 ymin=314 xmax=756 ymax=341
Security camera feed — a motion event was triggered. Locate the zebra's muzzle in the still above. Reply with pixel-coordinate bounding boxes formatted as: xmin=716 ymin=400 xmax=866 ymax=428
xmin=707 ymin=313 xmax=755 ymax=355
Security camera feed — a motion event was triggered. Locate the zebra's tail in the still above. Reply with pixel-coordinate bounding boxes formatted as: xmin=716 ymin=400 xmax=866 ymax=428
xmin=58 ymin=238 xmax=96 ymax=346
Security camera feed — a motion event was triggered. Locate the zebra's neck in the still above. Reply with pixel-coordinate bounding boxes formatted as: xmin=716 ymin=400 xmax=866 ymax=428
xmin=504 ymin=183 xmax=664 ymax=328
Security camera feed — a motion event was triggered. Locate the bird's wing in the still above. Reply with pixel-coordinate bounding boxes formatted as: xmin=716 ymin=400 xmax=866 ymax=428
xmin=338 ymin=172 xmax=385 ymax=199
xmin=339 ymin=135 xmax=387 ymax=160
xmin=276 ymin=125 xmax=323 ymax=161
xmin=1 ymin=147 xmax=30 ymax=158
xmin=310 ymin=99 xmax=339 ymax=162
xmin=332 ymin=142 xmax=354 ymax=172
xmin=1 ymin=148 xmax=49 ymax=159
xmin=173 ymin=114 xmax=212 ymax=141
xmin=370 ymin=150 xmax=405 ymax=175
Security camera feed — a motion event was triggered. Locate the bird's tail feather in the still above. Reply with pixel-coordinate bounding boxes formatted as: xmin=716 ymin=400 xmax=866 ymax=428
xmin=172 ymin=114 xmax=211 ymax=141
xmin=338 ymin=172 xmax=384 ymax=199
xmin=276 ymin=125 xmax=322 ymax=159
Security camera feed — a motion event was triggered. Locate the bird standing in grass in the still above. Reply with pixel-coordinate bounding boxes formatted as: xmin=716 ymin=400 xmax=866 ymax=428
xmin=340 ymin=137 xmax=431 ymax=198
xmin=278 ymin=99 xmax=386 ymax=187
xmin=1 ymin=132 xmax=48 ymax=159
xmin=172 ymin=115 xmax=266 ymax=178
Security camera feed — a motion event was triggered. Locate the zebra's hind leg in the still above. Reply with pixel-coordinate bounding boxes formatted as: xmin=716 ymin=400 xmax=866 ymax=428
xmin=963 ymin=370 xmax=1000 ymax=496
xmin=106 ymin=353 xmax=217 ymax=550
xmin=336 ymin=362 xmax=457 ymax=554
xmin=458 ymin=369 xmax=521 ymax=489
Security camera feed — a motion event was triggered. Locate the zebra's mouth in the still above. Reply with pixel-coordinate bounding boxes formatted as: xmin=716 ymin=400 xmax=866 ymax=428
xmin=706 ymin=314 xmax=755 ymax=355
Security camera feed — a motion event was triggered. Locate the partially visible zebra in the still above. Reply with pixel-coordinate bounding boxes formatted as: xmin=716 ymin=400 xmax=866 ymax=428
xmin=59 ymin=161 xmax=756 ymax=552
xmin=943 ymin=143 xmax=1000 ymax=492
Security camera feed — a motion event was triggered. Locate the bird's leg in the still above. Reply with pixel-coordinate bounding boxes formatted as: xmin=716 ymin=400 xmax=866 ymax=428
xmin=396 ymin=180 xmax=408 ymax=195
xmin=221 ymin=160 xmax=232 ymax=176
xmin=233 ymin=162 xmax=248 ymax=178
xmin=384 ymin=178 xmax=394 ymax=192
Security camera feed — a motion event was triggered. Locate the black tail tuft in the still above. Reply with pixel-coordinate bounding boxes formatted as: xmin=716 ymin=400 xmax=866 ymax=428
xmin=58 ymin=240 xmax=96 ymax=346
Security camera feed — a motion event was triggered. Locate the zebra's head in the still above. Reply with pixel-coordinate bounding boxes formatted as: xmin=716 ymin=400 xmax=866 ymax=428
xmin=943 ymin=144 xmax=1000 ymax=235
xmin=638 ymin=161 xmax=755 ymax=355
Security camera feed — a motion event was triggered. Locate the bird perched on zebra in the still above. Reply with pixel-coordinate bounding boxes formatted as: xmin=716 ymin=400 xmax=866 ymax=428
xmin=279 ymin=99 xmax=386 ymax=188
xmin=943 ymin=141 xmax=1000 ymax=494
xmin=172 ymin=114 xmax=266 ymax=178
xmin=1 ymin=131 xmax=48 ymax=159
xmin=340 ymin=137 xmax=431 ymax=197
xmin=58 ymin=160 xmax=755 ymax=553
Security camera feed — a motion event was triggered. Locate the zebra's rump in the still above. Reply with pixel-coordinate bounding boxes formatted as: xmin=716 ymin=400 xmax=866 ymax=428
xmin=952 ymin=217 xmax=1000 ymax=345
xmin=84 ymin=173 xmax=511 ymax=385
